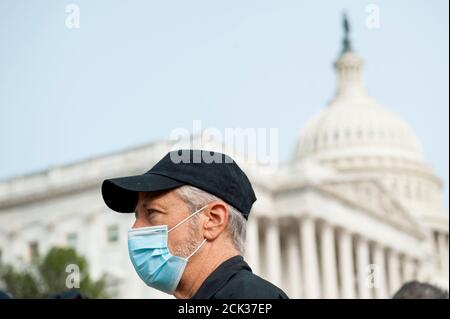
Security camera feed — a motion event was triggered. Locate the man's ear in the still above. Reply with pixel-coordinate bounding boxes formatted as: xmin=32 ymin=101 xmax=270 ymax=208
xmin=203 ymin=201 xmax=229 ymax=241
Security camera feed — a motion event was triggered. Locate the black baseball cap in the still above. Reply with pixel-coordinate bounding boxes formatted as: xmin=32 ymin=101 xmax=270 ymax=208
xmin=101 ymin=149 xmax=257 ymax=219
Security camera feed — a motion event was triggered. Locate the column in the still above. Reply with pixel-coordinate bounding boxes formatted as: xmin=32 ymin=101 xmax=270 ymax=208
xmin=41 ymin=223 xmax=57 ymax=255
xmin=402 ymin=256 xmax=416 ymax=283
xmin=445 ymin=234 xmax=449 ymax=281
xmin=265 ymin=218 xmax=282 ymax=287
xmin=372 ymin=244 xmax=388 ymax=299
xmin=5 ymin=232 xmax=19 ymax=264
xmin=355 ymin=236 xmax=372 ymax=299
xmin=287 ymin=226 xmax=302 ymax=298
xmin=437 ymin=232 xmax=449 ymax=276
xmin=300 ymin=216 xmax=320 ymax=298
xmin=387 ymin=249 xmax=401 ymax=296
xmin=245 ymin=216 xmax=260 ymax=275
xmin=85 ymin=215 xmax=101 ymax=279
xmin=338 ymin=229 xmax=356 ymax=299
xmin=320 ymin=222 xmax=339 ymax=298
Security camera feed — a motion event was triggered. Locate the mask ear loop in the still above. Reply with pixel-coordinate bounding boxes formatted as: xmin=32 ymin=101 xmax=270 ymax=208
xmin=186 ymin=238 xmax=207 ymax=261
xmin=168 ymin=204 xmax=208 ymax=233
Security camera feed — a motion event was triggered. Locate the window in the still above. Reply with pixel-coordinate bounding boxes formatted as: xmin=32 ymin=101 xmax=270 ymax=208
xmin=107 ymin=225 xmax=119 ymax=243
xmin=67 ymin=233 xmax=78 ymax=249
xmin=29 ymin=241 xmax=39 ymax=261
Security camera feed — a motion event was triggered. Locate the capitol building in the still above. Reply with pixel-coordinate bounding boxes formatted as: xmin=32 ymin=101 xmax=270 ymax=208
xmin=0 ymin=21 xmax=448 ymax=299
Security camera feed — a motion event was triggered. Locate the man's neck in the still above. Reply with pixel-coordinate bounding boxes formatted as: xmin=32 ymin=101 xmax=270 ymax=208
xmin=174 ymin=244 xmax=239 ymax=299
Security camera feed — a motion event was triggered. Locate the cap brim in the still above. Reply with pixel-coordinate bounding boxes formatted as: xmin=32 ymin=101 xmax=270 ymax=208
xmin=101 ymin=173 xmax=184 ymax=213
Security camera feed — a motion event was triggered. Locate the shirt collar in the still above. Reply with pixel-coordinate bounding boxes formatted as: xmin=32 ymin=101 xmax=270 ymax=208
xmin=191 ymin=255 xmax=250 ymax=299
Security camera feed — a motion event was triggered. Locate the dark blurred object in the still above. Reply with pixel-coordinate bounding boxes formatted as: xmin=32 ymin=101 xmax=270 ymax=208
xmin=48 ymin=290 xmax=89 ymax=299
xmin=393 ymin=281 xmax=449 ymax=299
xmin=0 ymin=290 xmax=13 ymax=299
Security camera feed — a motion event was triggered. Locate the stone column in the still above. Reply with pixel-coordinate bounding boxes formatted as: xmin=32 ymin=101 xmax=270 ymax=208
xmin=85 ymin=215 xmax=101 ymax=279
xmin=265 ymin=218 xmax=282 ymax=287
xmin=445 ymin=234 xmax=449 ymax=280
xmin=355 ymin=236 xmax=372 ymax=299
xmin=42 ymin=223 xmax=58 ymax=255
xmin=372 ymin=244 xmax=388 ymax=299
xmin=320 ymin=222 xmax=339 ymax=298
xmin=437 ymin=232 xmax=449 ymax=276
xmin=338 ymin=229 xmax=356 ymax=299
xmin=5 ymin=232 xmax=20 ymax=264
xmin=245 ymin=216 xmax=260 ymax=275
xmin=287 ymin=226 xmax=302 ymax=298
xmin=300 ymin=216 xmax=320 ymax=298
xmin=387 ymin=249 xmax=401 ymax=296
xmin=402 ymin=256 xmax=416 ymax=283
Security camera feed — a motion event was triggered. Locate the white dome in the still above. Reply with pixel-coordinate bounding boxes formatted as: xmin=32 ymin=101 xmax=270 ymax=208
xmin=293 ymin=51 xmax=424 ymax=165
xmin=292 ymin=46 xmax=445 ymax=218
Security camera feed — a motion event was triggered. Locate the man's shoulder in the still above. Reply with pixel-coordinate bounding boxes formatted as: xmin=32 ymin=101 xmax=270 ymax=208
xmin=213 ymin=269 xmax=289 ymax=299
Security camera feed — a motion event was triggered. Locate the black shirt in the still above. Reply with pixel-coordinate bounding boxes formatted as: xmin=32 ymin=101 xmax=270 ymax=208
xmin=191 ymin=255 xmax=289 ymax=299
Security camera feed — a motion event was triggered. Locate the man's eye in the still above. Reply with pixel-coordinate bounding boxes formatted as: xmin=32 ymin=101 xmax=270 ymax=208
xmin=146 ymin=210 xmax=157 ymax=217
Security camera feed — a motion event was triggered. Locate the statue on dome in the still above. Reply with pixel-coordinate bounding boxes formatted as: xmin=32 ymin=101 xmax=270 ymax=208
xmin=342 ymin=12 xmax=352 ymax=53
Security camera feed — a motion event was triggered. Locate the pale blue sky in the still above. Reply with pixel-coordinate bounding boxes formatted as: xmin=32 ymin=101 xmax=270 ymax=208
xmin=0 ymin=0 xmax=448 ymax=209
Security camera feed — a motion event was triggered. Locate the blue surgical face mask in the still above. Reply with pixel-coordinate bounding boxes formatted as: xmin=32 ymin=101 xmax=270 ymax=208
xmin=127 ymin=205 xmax=208 ymax=294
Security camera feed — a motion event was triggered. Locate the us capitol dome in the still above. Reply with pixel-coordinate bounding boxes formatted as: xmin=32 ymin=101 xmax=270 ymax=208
xmin=292 ymin=19 xmax=446 ymax=226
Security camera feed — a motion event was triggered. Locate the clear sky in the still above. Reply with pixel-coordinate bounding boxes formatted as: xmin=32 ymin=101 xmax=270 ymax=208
xmin=0 ymin=0 xmax=448 ymax=209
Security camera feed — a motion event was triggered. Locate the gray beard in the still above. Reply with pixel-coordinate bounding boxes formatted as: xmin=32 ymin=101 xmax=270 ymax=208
xmin=172 ymin=218 xmax=202 ymax=258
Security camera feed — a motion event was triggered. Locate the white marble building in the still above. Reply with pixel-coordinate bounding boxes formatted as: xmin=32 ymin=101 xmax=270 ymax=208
xmin=0 ymin=30 xmax=448 ymax=299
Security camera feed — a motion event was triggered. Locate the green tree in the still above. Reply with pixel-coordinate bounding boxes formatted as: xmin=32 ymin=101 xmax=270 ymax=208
xmin=0 ymin=247 xmax=110 ymax=298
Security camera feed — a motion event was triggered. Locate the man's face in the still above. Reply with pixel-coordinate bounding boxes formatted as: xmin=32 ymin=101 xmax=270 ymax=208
xmin=132 ymin=190 xmax=204 ymax=258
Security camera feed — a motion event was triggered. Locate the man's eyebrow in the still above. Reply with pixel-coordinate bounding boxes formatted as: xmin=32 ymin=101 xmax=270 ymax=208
xmin=143 ymin=203 xmax=167 ymax=213
xmin=138 ymin=194 xmax=166 ymax=209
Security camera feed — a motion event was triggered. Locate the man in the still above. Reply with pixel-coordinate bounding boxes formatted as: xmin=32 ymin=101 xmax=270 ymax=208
xmin=393 ymin=281 xmax=449 ymax=299
xmin=101 ymin=149 xmax=288 ymax=299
